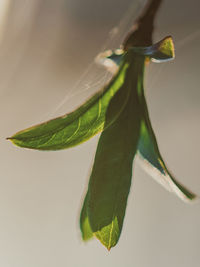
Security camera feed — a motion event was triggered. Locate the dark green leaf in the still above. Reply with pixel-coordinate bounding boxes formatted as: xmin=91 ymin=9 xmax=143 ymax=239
xmin=97 ymin=36 xmax=196 ymax=202
xmin=84 ymin=55 xmax=143 ymax=250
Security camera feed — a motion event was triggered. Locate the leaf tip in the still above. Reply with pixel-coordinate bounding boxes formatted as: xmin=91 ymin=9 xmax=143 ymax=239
xmin=6 ymin=136 xmax=20 ymax=147
xmin=152 ymin=35 xmax=175 ymax=62
xmin=6 ymin=136 xmax=15 ymax=143
xmin=80 ymin=227 xmax=93 ymax=242
xmin=160 ymin=35 xmax=175 ymax=58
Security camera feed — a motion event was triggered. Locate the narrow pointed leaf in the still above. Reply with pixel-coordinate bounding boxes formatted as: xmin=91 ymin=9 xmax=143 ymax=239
xmin=137 ymin=91 xmax=197 ymax=201
xmin=86 ymin=55 xmax=143 ymax=250
xmin=8 ymin=57 xmax=132 ymax=150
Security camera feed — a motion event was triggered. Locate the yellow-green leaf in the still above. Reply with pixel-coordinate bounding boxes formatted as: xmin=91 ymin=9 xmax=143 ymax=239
xmin=8 ymin=58 xmax=131 ymax=150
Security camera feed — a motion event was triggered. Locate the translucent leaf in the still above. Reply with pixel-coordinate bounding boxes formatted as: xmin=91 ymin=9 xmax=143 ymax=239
xmin=8 ymin=58 xmax=131 ymax=150
xmin=137 ymin=90 xmax=197 ymax=202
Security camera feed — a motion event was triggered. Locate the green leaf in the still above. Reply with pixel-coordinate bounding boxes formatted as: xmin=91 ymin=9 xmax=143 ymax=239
xmin=80 ymin=193 xmax=93 ymax=241
xmin=8 ymin=37 xmax=174 ymax=151
xmin=8 ymin=57 xmax=132 ymax=150
xmin=85 ymin=55 xmax=143 ymax=250
xmin=137 ymin=90 xmax=197 ymax=201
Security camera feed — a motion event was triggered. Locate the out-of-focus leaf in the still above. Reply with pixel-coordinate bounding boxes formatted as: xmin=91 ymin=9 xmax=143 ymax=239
xmin=80 ymin=193 xmax=93 ymax=241
xmin=137 ymin=91 xmax=197 ymax=201
xmin=83 ymin=55 xmax=143 ymax=250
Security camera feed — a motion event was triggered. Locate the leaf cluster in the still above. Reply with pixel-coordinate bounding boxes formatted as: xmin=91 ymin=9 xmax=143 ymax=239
xmin=8 ymin=37 xmax=197 ymax=249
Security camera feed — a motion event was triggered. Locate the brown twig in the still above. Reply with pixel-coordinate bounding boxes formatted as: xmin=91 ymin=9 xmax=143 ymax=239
xmin=123 ymin=0 xmax=162 ymax=49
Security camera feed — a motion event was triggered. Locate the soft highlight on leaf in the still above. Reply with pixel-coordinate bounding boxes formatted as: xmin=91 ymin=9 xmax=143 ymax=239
xmin=137 ymin=91 xmax=197 ymax=201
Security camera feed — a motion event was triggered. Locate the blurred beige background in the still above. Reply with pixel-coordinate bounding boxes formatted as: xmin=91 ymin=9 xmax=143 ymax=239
xmin=0 ymin=0 xmax=200 ymax=266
